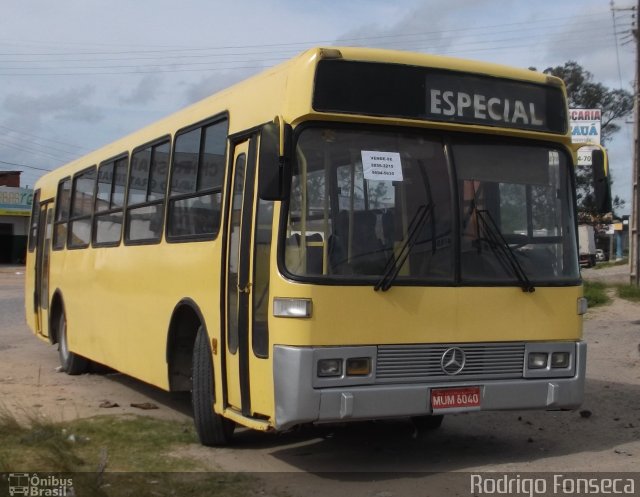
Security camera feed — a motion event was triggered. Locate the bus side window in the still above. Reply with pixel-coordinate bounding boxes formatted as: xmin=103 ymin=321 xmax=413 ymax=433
xmin=68 ymin=167 xmax=97 ymax=249
xmin=167 ymin=118 xmax=228 ymax=240
xmin=52 ymin=178 xmax=71 ymax=250
xmin=94 ymin=155 xmax=127 ymax=246
xmin=126 ymin=140 xmax=170 ymax=244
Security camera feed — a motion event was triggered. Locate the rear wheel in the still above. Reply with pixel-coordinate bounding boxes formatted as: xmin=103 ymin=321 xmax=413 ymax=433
xmin=192 ymin=326 xmax=234 ymax=446
xmin=57 ymin=311 xmax=90 ymax=375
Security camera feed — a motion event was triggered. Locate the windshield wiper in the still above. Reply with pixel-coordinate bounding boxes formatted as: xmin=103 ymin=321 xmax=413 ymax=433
xmin=475 ymin=208 xmax=535 ymax=293
xmin=375 ymin=203 xmax=434 ymax=292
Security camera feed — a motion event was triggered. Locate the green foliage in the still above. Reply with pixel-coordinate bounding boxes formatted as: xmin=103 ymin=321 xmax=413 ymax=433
xmin=583 ymin=281 xmax=611 ymax=307
xmin=542 ymin=61 xmax=632 ymax=218
xmin=593 ymin=257 xmax=628 ymax=270
xmin=0 ymin=411 xmax=255 ymax=497
xmin=543 ymin=61 xmax=633 ymax=145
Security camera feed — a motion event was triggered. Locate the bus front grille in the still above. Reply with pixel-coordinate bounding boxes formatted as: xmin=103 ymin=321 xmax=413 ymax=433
xmin=375 ymin=343 xmax=525 ymax=383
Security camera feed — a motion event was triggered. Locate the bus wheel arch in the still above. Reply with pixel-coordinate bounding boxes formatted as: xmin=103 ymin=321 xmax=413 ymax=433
xmin=49 ymin=289 xmax=65 ymax=346
xmin=50 ymin=291 xmax=90 ymax=375
xmin=192 ymin=324 xmax=234 ymax=445
xmin=166 ymin=299 xmax=206 ymax=392
xmin=166 ymin=299 xmax=234 ymax=446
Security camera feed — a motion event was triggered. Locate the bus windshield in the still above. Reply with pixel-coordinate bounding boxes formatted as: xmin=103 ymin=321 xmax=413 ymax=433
xmin=283 ymin=126 xmax=579 ymax=286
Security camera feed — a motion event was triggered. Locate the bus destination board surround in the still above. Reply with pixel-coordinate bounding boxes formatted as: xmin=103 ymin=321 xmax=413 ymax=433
xmin=313 ymin=59 xmax=567 ymax=134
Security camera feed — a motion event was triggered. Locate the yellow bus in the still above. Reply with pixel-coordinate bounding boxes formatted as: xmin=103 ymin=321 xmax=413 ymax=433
xmin=25 ymin=47 xmax=609 ymax=446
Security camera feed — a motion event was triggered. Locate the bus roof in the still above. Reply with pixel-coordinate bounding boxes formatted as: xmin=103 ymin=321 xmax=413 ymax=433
xmin=34 ymin=46 xmax=566 ymax=193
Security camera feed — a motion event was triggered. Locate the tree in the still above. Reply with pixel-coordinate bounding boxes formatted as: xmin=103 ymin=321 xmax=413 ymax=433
xmin=542 ymin=61 xmax=633 ymax=218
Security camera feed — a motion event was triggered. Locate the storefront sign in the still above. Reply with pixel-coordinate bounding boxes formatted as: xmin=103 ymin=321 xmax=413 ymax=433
xmin=0 ymin=187 xmax=33 ymax=216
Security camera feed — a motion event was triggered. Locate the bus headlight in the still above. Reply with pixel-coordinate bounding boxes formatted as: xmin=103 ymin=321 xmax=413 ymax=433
xmin=312 ymin=346 xmax=377 ymax=387
xmin=528 ymin=352 xmax=548 ymax=369
xmin=551 ymin=352 xmax=570 ymax=368
xmin=524 ymin=343 xmax=576 ymax=378
xmin=317 ymin=359 xmax=342 ymax=377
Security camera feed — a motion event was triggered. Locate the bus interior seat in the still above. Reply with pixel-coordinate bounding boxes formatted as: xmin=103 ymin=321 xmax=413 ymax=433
xmin=286 ymin=232 xmax=324 ymax=275
xmin=330 ymin=210 xmax=387 ymax=275
xmin=381 ymin=209 xmax=395 ymax=250
xmin=305 ymin=233 xmax=324 ymax=275
xmin=351 ymin=210 xmax=386 ymax=274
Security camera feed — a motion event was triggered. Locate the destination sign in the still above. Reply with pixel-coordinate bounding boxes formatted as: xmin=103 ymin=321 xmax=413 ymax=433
xmin=314 ymin=60 xmax=566 ymax=134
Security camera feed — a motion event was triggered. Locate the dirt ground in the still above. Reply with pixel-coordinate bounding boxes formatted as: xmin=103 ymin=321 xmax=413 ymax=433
xmin=1 ymin=264 xmax=639 ymax=495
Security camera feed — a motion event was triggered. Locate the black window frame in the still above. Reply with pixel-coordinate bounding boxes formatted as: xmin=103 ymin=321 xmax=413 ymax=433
xmin=166 ymin=114 xmax=229 ymax=242
xmin=67 ymin=166 xmax=97 ymax=250
xmin=277 ymin=121 xmax=580 ymax=288
xmin=52 ymin=176 xmax=72 ymax=251
xmin=124 ymin=136 xmax=171 ymax=246
xmin=27 ymin=189 xmax=41 ymax=252
xmin=93 ymin=153 xmax=128 ymax=248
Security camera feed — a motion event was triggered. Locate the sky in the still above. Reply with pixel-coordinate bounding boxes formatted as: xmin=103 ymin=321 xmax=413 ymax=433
xmin=0 ymin=0 xmax=635 ymax=213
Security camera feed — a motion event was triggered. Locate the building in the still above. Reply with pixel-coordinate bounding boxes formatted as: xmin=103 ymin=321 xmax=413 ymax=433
xmin=0 ymin=171 xmax=32 ymax=264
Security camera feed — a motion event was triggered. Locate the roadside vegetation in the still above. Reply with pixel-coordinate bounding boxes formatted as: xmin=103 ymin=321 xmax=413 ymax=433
xmin=592 ymin=258 xmax=628 ymax=270
xmin=0 ymin=407 xmax=255 ymax=496
xmin=583 ymin=281 xmax=611 ymax=307
xmin=583 ymin=265 xmax=640 ymax=307
xmin=615 ymin=284 xmax=640 ymax=303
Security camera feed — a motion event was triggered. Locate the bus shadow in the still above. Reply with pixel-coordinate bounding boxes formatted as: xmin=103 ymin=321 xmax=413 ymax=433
xmin=91 ymin=365 xmax=194 ymax=419
xmin=230 ymin=377 xmax=640 ymax=476
xmin=86 ymin=366 xmax=639 ymax=475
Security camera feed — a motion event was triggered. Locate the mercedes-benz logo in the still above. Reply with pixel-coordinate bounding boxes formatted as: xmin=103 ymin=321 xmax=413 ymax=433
xmin=441 ymin=347 xmax=466 ymax=375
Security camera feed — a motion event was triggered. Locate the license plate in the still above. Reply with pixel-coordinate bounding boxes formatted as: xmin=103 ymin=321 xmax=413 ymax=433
xmin=431 ymin=386 xmax=481 ymax=411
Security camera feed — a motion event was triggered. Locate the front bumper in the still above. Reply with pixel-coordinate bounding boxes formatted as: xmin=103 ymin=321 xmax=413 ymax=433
xmin=273 ymin=342 xmax=586 ymax=430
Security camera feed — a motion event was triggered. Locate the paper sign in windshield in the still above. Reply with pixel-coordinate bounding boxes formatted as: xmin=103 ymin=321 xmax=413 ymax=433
xmin=361 ymin=151 xmax=403 ymax=181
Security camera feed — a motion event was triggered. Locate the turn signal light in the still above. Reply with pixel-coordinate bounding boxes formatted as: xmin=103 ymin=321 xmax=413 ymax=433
xmin=346 ymin=357 xmax=371 ymax=376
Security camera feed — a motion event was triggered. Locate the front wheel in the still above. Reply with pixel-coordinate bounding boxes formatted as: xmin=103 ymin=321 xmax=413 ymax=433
xmin=192 ymin=326 xmax=234 ymax=446
xmin=57 ymin=311 xmax=90 ymax=375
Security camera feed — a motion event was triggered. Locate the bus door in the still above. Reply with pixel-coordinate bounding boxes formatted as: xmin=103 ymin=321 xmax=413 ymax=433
xmin=224 ymin=138 xmax=258 ymax=415
xmin=34 ymin=202 xmax=53 ymax=338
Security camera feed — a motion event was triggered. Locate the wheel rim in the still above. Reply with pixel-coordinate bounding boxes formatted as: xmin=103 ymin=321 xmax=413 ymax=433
xmin=58 ymin=315 xmax=69 ymax=362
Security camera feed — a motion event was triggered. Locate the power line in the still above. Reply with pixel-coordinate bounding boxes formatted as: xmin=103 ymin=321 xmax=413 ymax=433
xmin=0 ymin=139 xmax=72 ymax=163
xmin=0 ymin=33 xmax=621 ymax=77
xmin=0 ymin=124 xmax=90 ymax=153
xmin=0 ymin=12 xmax=611 ymax=57
xmin=0 ymin=159 xmax=53 ymax=172
xmin=0 ymin=17 xmax=623 ymax=77
xmin=0 ymin=134 xmax=82 ymax=160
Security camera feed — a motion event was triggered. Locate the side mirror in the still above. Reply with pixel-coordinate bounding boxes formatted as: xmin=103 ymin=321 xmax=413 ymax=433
xmin=591 ymin=148 xmax=612 ymax=214
xmin=258 ymin=117 xmax=291 ymax=201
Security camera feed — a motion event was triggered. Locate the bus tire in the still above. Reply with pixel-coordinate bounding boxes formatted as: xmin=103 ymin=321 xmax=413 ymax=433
xmin=57 ymin=311 xmax=90 ymax=375
xmin=192 ymin=326 xmax=234 ymax=446
xmin=411 ymin=414 xmax=444 ymax=431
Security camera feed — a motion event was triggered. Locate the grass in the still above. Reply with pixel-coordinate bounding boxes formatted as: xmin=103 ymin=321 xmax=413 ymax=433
xmin=583 ymin=281 xmax=611 ymax=307
xmin=0 ymin=408 xmax=257 ymax=497
xmin=593 ymin=257 xmax=628 ymax=270
xmin=615 ymin=283 xmax=640 ymax=302
xmin=583 ymin=278 xmax=640 ymax=306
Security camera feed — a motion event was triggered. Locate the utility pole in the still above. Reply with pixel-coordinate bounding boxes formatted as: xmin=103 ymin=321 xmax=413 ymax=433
xmin=630 ymin=0 xmax=640 ymax=285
